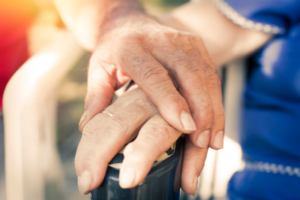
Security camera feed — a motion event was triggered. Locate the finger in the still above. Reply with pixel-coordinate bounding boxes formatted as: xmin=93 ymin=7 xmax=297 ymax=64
xmin=76 ymin=98 xmax=156 ymax=194
xmin=181 ymin=136 xmax=208 ymax=195
xmin=116 ymin=46 xmax=197 ymax=134
xmin=76 ymin=114 xmax=109 ymax=194
xmin=190 ymin=37 xmax=225 ymax=149
xmin=205 ymin=69 xmax=224 ymax=150
xmin=152 ymin=45 xmax=214 ymax=149
xmin=119 ymin=114 xmax=181 ymax=188
xmin=77 ymin=88 xmax=154 ymax=174
xmin=79 ymin=53 xmax=129 ymax=131
xmin=76 ymin=88 xmax=144 ymax=173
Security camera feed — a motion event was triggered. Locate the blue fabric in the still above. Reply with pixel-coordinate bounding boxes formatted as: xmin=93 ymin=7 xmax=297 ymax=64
xmin=224 ymin=0 xmax=300 ymax=32
xmin=228 ymin=170 xmax=300 ymax=200
xmin=222 ymin=0 xmax=300 ymax=199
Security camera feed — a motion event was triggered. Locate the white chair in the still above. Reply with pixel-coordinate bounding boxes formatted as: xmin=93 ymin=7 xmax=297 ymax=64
xmin=4 ymin=29 xmax=245 ymax=200
xmin=3 ymin=30 xmax=84 ymax=200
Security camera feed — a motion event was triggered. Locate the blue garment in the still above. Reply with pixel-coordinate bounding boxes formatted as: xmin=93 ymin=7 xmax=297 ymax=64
xmin=212 ymin=0 xmax=300 ymax=199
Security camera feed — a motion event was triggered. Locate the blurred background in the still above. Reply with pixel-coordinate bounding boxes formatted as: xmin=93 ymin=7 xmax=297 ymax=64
xmin=0 ymin=0 xmax=244 ymax=200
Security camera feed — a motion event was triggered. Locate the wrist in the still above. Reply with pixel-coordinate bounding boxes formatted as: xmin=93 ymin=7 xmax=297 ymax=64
xmin=98 ymin=0 xmax=144 ymax=33
xmin=69 ymin=0 xmax=147 ymax=51
xmin=100 ymin=8 xmax=156 ymax=37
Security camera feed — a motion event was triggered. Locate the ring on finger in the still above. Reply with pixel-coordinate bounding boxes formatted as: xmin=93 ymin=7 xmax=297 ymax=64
xmin=102 ymin=110 xmax=114 ymax=117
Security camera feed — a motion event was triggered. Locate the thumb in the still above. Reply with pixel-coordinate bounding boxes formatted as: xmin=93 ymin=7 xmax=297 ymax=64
xmin=79 ymin=61 xmax=117 ymax=131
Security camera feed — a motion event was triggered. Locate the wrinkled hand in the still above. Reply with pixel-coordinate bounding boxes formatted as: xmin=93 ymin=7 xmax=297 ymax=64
xmin=79 ymin=14 xmax=224 ymax=151
xmin=76 ymin=87 xmax=208 ymax=195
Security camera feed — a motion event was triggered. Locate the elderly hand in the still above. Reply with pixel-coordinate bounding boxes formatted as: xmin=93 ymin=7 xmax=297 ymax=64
xmin=79 ymin=13 xmax=224 ymax=152
xmin=76 ymin=87 xmax=208 ymax=195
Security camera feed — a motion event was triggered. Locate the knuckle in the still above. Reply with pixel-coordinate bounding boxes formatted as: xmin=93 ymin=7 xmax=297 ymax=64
xmin=177 ymin=34 xmax=194 ymax=51
xmin=134 ymin=97 xmax=155 ymax=112
xmin=190 ymin=154 xmax=205 ymax=165
xmin=215 ymin=111 xmax=225 ymax=123
xmin=124 ymin=143 xmax=150 ymax=163
xmin=131 ymin=55 xmax=151 ymax=69
xmin=124 ymin=143 xmax=141 ymax=159
xmin=186 ymin=48 xmax=199 ymax=58
xmin=116 ymin=34 xmax=143 ymax=55
xmin=146 ymin=121 xmax=174 ymax=142
xmin=172 ymin=58 xmax=206 ymax=88
xmin=204 ymin=106 xmax=214 ymax=118
xmin=161 ymin=91 xmax=183 ymax=109
xmin=185 ymin=149 xmax=207 ymax=168
xmin=120 ymin=31 xmax=142 ymax=42
xmin=184 ymin=66 xmax=203 ymax=80
xmin=206 ymin=71 xmax=222 ymax=92
xmin=82 ymin=118 xmax=98 ymax=137
xmin=107 ymin=117 xmax=128 ymax=134
xmin=189 ymin=33 xmax=204 ymax=44
xmin=199 ymin=58 xmax=211 ymax=70
xmin=140 ymin=65 xmax=170 ymax=87
xmin=170 ymin=31 xmax=188 ymax=40
xmin=157 ymin=30 xmax=175 ymax=40
xmin=188 ymin=148 xmax=208 ymax=163
xmin=124 ymin=142 xmax=135 ymax=155
xmin=187 ymin=33 xmax=203 ymax=46
xmin=182 ymin=67 xmax=206 ymax=89
xmin=197 ymin=106 xmax=214 ymax=126
xmin=176 ymin=32 xmax=189 ymax=41
xmin=141 ymin=65 xmax=168 ymax=81
xmin=85 ymin=151 xmax=101 ymax=165
xmin=155 ymin=30 xmax=191 ymax=46
xmin=195 ymin=151 xmax=207 ymax=165
xmin=206 ymin=70 xmax=217 ymax=83
xmin=174 ymin=57 xmax=194 ymax=70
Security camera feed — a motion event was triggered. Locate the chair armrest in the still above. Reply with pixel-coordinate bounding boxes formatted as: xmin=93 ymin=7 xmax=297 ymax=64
xmin=3 ymin=30 xmax=84 ymax=200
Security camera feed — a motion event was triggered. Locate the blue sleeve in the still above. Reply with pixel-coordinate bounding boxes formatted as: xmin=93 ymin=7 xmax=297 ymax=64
xmin=211 ymin=0 xmax=300 ymax=35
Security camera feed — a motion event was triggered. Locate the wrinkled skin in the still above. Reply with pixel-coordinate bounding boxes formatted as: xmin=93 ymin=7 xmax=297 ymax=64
xmin=76 ymin=9 xmax=224 ymax=196
xmin=76 ymin=87 xmax=209 ymax=195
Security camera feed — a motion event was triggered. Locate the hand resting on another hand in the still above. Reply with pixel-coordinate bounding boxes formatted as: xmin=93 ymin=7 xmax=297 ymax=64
xmin=75 ymin=87 xmax=208 ymax=195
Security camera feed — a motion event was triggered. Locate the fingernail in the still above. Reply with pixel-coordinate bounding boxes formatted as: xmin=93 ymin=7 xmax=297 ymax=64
xmin=79 ymin=111 xmax=87 ymax=131
xmin=78 ymin=170 xmax=92 ymax=195
xmin=196 ymin=130 xmax=210 ymax=148
xmin=213 ymin=131 xmax=224 ymax=149
xmin=119 ymin=166 xmax=136 ymax=188
xmin=180 ymin=110 xmax=196 ymax=131
xmin=193 ymin=175 xmax=198 ymax=196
